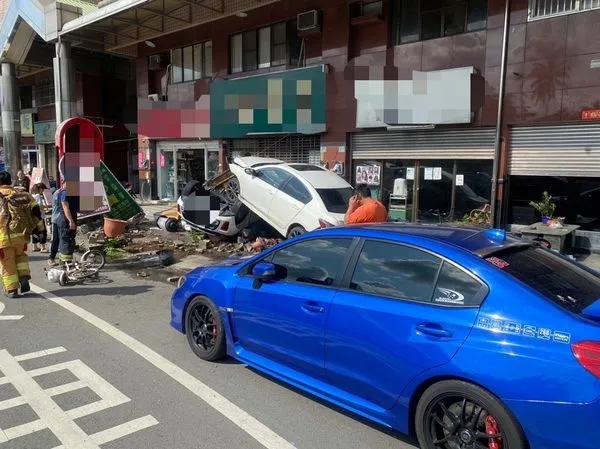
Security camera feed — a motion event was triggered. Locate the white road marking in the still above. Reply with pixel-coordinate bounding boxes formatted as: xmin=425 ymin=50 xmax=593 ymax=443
xmin=30 ymin=283 xmax=298 ymax=449
xmin=90 ymin=415 xmax=159 ymax=445
xmin=0 ymin=300 xmax=23 ymax=320
xmin=15 ymin=346 xmax=67 ymax=361
xmin=0 ymin=348 xmax=158 ymax=448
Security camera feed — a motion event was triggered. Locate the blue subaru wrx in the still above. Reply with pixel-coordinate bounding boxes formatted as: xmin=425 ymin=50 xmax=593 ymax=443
xmin=171 ymin=224 xmax=600 ymax=449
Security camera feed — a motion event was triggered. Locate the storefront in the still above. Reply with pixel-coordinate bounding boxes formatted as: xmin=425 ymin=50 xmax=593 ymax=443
xmin=156 ymin=140 xmax=220 ymax=200
xmin=210 ymin=65 xmax=326 ymax=165
xmin=34 ymin=120 xmax=59 ymax=180
xmin=507 ymin=123 xmax=600 ymax=231
xmin=228 ymin=134 xmax=321 ymax=164
xmin=21 ymin=145 xmax=42 ymax=172
xmin=351 ymin=127 xmax=495 ymax=223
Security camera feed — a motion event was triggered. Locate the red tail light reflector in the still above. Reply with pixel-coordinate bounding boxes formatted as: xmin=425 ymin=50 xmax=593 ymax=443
xmin=572 ymin=341 xmax=600 ymax=378
xmin=319 ymin=219 xmax=335 ymax=229
xmin=220 ymin=221 xmax=230 ymax=231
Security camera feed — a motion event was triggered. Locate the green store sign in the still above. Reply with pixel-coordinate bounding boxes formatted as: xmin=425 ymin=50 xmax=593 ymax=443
xmin=210 ymin=65 xmax=326 ymax=138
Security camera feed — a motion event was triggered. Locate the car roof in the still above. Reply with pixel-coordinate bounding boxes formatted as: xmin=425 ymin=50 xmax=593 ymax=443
xmin=289 ymin=167 xmax=352 ymax=189
xmin=315 ymin=223 xmax=529 ymax=257
xmin=233 ymin=156 xmax=283 ymax=168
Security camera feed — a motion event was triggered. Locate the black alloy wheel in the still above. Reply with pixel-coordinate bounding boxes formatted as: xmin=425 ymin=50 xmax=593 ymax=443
xmin=185 ymin=297 xmax=226 ymax=361
xmin=416 ymin=381 xmax=526 ymax=449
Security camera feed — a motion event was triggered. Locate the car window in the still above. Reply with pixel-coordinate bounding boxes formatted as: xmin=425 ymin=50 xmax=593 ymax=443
xmin=283 ymin=177 xmax=312 ymax=204
xmin=270 ymin=238 xmax=353 ymax=286
xmin=432 ymin=261 xmax=485 ymax=307
xmin=485 ymin=246 xmax=600 ymax=313
xmin=317 ymin=188 xmax=354 ymax=213
xmin=258 ymin=167 xmax=292 ymax=190
xmin=350 ymin=240 xmax=441 ymax=302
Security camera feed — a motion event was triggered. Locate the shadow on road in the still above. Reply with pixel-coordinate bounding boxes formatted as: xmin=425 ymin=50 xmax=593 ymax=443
xmin=44 ymin=285 xmax=154 ymax=298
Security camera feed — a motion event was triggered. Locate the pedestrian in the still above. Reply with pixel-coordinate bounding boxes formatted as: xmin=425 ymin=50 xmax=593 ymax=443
xmin=13 ymin=170 xmax=31 ymax=192
xmin=48 ymin=176 xmax=57 ymax=193
xmin=31 ymin=183 xmax=49 ymax=252
xmin=48 ymin=180 xmax=78 ymax=267
xmin=0 ymin=171 xmax=45 ymax=298
xmin=344 ymin=184 xmax=388 ymax=225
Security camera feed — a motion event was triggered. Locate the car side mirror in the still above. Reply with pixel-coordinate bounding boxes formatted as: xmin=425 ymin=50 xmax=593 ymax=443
xmin=251 ymin=262 xmax=276 ymax=281
xmin=251 ymin=262 xmax=277 ymax=289
xmin=245 ymin=168 xmax=259 ymax=177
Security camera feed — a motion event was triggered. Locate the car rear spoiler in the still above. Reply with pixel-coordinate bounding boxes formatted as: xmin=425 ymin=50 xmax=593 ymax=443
xmin=475 ymin=242 xmax=533 ymax=258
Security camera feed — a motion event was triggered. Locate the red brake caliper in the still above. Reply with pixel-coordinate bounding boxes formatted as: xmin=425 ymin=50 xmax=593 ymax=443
xmin=485 ymin=415 xmax=501 ymax=449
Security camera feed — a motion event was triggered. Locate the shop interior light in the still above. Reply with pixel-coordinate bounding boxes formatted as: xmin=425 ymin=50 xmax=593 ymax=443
xmin=235 ymin=11 xmax=248 ymax=18
xmin=144 ymin=40 xmax=156 ymax=48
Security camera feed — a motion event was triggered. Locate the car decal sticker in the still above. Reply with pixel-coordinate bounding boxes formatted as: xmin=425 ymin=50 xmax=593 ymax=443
xmin=476 ymin=317 xmax=571 ymax=344
xmin=485 ymin=257 xmax=509 ymax=269
xmin=433 ymin=288 xmax=465 ymax=305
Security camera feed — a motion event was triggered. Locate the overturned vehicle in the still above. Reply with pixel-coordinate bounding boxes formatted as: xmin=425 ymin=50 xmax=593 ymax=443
xmin=178 ymin=157 xmax=354 ymax=239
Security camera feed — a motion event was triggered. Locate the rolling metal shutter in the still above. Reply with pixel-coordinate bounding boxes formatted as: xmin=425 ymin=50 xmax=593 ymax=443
xmin=351 ymin=128 xmax=496 ymax=159
xmin=229 ymin=135 xmax=321 ymax=164
xmin=509 ymin=124 xmax=600 ymax=177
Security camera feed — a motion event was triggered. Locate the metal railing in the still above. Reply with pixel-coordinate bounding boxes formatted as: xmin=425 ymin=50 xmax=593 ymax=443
xmin=529 ymin=0 xmax=600 ymax=20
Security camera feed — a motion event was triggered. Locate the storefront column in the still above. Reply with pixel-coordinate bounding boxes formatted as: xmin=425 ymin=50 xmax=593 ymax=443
xmin=53 ymin=40 xmax=76 ymax=124
xmin=0 ymin=62 xmax=22 ymax=176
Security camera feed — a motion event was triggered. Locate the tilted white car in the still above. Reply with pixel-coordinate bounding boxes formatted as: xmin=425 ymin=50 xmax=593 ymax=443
xmin=229 ymin=157 xmax=354 ymax=238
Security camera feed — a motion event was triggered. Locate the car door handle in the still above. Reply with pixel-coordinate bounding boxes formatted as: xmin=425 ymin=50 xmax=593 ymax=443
xmin=417 ymin=323 xmax=453 ymax=338
xmin=302 ymin=302 xmax=325 ymax=314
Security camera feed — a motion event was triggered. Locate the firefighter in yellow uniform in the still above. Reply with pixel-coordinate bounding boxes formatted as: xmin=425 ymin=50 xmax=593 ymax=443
xmin=0 ymin=172 xmax=45 ymax=298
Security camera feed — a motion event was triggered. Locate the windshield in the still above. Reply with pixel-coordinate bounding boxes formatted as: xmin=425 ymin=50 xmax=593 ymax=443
xmin=485 ymin=246 xmax=600 ymax=313
xmin=317 ymin=188 xmax=354 ymax=214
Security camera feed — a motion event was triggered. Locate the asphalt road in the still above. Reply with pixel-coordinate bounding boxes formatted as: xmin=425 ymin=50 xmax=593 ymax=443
xmin=0 ymin=252 xmax=419 ymax=449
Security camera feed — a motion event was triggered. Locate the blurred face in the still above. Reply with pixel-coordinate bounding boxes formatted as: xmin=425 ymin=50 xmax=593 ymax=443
xmin=17 ymin=171 xmax=24 ymax=179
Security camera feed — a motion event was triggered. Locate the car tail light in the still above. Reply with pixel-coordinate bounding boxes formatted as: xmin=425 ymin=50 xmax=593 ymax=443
xmin=572 ymin=341 xmax=600 ymax=378
xmin=219 ymin=221 xmax=230 ymax=231
xmin=319 ymin=219 xmax=335 ymax=229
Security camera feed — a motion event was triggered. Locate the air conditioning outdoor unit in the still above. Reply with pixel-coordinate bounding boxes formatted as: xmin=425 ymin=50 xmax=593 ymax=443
xmin=297 ymin=10 xmax=320 ymax=32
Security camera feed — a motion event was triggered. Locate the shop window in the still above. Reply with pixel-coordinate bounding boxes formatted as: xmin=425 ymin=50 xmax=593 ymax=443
xmin=19 ymin=86 xmax=33 ymax=109
xmin=171 ymin=41 xmax=212 ymax=84
xmin=34 ymin=79 xmax=55 ymax=107
xmin=391 ymin=0 xmax=487 ymax=45
xmin=230 ymin=21 xmax=299 ymax=73
xmin=508 ymin=176 xmax=600 ymax=231
xmin=529 ymin=0 xmax=600 ymax=20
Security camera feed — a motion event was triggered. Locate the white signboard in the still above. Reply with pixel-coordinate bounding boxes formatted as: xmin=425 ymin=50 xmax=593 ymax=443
xmin=433 ymin=167 xmax=442 ymax=180
xmin=424 ymin=167 xmax=433 ymax=181
xmin=456 ymin=174 xmax=464 ymax=186
xmin=406 ymin=167 xmax=415 ymax=180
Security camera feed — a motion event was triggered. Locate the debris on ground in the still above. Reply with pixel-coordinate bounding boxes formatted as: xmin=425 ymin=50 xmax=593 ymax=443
xmin=167 ymin=276 xmax=180 ymax=283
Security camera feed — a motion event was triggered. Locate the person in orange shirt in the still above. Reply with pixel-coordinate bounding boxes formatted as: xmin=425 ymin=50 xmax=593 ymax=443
xmin=345 ymin=184 xmax=388 ymax=224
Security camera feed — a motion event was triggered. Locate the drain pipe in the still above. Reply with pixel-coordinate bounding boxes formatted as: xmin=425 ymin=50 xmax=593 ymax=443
xmin=490 ymin=0 xmax=512 ymax=228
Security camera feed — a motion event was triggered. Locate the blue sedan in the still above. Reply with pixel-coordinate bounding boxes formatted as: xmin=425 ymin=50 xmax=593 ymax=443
xmin=171 ymin=224 xmax=600 ymax=449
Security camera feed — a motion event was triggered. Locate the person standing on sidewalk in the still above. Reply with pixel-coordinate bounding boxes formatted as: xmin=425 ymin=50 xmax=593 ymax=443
xmin=0 ymin=172 xmax=45 ymax=298
xmin=48 ymin=181 xmax=78 ymax=267
xmin=13 ymin=170 xmax=30 ymax=192
xmin=344 ymin=184 xmax=388 ymax=225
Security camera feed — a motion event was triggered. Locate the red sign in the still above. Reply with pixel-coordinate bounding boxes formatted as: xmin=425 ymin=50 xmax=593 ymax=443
xmin=582 ymin=109 xmax=600 ymax=120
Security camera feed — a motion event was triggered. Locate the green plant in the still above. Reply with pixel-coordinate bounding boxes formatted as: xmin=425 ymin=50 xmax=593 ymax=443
xmin=529 ymin=191 xmax=556 ymax=218
xmin=103 ymin=237 xmax=127 ymax=260
xmin=190 ymin=230 xmax=205 ymax=245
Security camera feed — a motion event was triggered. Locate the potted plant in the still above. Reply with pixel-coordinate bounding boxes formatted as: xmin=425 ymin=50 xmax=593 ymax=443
xmin=529 ymin=191 xmax=556 ymax=224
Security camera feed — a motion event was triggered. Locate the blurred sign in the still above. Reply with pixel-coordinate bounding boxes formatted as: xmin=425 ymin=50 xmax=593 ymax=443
xmin=21 ymin=113 xmax=34 ymax=136
xmin=582 ymin=109 xmax=600 ymax=120
xmin=34 ymin=121 xmax=57 ymax=144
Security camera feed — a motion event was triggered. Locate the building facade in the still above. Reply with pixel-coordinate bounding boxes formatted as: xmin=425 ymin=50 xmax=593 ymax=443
xmin=127 ymin=0 xmax=600 ymax=231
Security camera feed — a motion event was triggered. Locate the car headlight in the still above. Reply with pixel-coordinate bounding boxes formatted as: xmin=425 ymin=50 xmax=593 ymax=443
xmin=177 ymin=276 xmax=186 ymax=288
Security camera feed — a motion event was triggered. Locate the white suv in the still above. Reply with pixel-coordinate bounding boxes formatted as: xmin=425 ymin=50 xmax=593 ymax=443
xmin=229 ymin=157 xmax=354 ymax=238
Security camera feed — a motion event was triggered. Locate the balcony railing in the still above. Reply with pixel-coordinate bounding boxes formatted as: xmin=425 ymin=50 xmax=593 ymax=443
xmin=529 ymin=0 xmax=600 ymax=20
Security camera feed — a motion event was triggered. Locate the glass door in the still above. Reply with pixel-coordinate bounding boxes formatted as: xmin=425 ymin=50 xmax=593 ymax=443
xmin=417 ymin=161 xmax=455 ymax=223
xmin=158 ymin=149 xmax=176 ymax=200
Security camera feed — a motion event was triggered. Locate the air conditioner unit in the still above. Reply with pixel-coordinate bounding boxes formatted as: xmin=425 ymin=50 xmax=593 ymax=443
xmin=148 ymin=54 xmax=166 ymax=71
xmin=297 ymin=10 xmax=320 ymax=32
